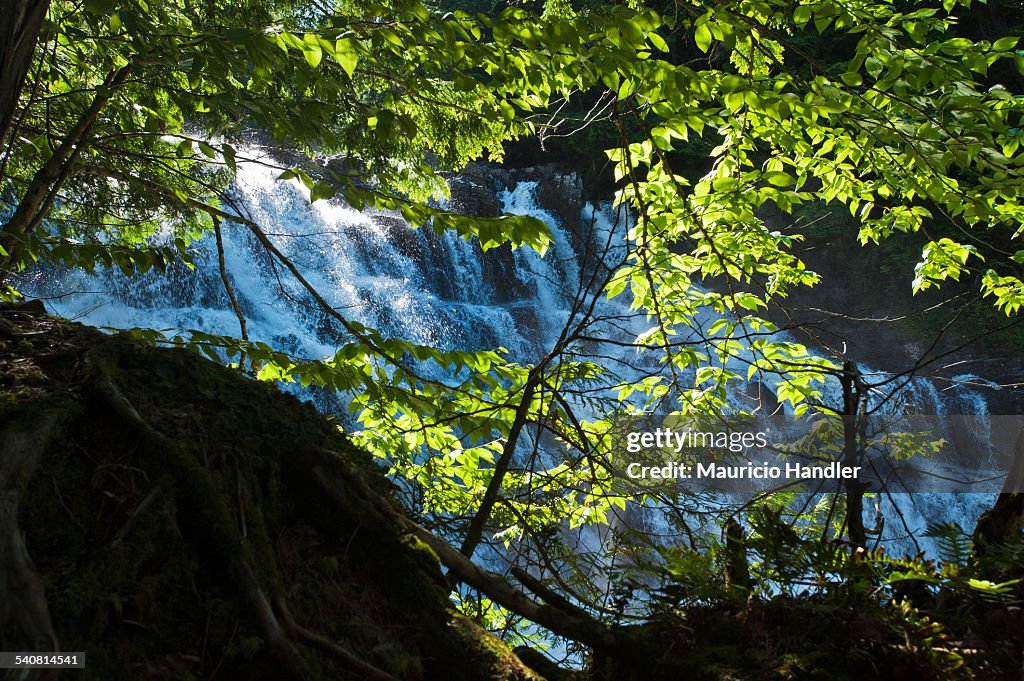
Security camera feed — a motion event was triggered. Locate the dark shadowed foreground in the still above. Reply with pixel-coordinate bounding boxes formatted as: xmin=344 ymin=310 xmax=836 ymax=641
xmin=2 ymin=302 xmax=1023 ymax=681
xmin=0 ymin=302 xmax=541 ymax=681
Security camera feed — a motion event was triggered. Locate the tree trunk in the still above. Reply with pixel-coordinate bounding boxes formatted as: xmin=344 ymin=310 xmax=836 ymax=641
xmin=0 ymin=0 xmax=49 ymax=151
xmin=0 ymin=63 xmax=131 ymax=273
xmin=0 ymin=412 xmax=63 ymax=681
xmin=841 ymin=361 xmax=867 ymax=548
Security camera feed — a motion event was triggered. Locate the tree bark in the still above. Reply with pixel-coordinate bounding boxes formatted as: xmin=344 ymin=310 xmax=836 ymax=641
xmin=0 ymin=0 xmax=49 ymax=151
xmin=0 ymin=412 xmax=63 ymax=681
xmin=0 ymin=63 xmax=131 ymax=273
xmin=841 ymin=361 xmax=867 ymax=548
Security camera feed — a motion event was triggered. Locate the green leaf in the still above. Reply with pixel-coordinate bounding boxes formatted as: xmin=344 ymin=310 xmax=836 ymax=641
xmin=793 ymin=5 xmax=812 ymax=28
xmin=733 ymin=292 xmax=764 ymax=310
xmin=764 ymin=171 xmax=796 ymax=187
xmin=606 ymin=274 xmax=628 ymax=299
xmin=310 ymin=182 xmax=336 ymax=203
xmin=499 ymin=100 xmax=516 ymax=123
xmin=335 ymin=37 xmax=359 ymax=78
xmin=84 ymin=0 xmax=115 ymax=16
xmin=648 ymin=32 xmax=669 ymax=53
xmin=694 ymin=23 xmax=712 ymax=53
xmin=222 ymin=144 xmax=237 ymax=172
xmin=993 ymin=37 xmax=1019 ymax=51
xmin=302 ymin=33 xmax=323 ymax=68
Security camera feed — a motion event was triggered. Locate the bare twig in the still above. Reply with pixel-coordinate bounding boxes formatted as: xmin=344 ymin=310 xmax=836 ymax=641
xmin=213 ymin=216 xmax=249 ymax=368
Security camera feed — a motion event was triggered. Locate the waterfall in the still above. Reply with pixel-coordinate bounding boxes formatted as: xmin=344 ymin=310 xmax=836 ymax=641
xmin=19 ymin=148 xmax=1014 ymax=560
xmin=26 ymin=155 xmax=544 ymax=366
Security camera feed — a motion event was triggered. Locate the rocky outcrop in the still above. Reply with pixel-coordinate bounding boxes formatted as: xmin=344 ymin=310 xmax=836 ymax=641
xmin=446 ymin=164 xmax=501 ymax=218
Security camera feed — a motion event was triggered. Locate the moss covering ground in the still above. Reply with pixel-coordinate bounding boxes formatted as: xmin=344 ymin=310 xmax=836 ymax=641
xmin=0 ymin=303 xmax=540 ymax=681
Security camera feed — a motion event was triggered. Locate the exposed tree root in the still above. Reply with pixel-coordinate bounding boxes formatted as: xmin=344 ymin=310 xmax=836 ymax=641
xmin=82 ymin=351 xmax=504 ymax=680
xmin=88 ymin=360 xmax=319 ymax=680
xmin=238 ymin=561 xmax=311 ymax=681
xmin=295 ymin=445 xmax=625 ymax=655
xmin=0 ymin=412 xmax=64 ymax=681
xmin=273 ymin=594 xmax=399 ymax=681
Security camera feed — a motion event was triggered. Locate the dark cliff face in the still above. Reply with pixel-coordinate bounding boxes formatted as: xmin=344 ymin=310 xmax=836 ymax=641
xmin=0 ymin=303 xmax=541 ymax=681
xmin=757 ymin=203 xmax=1024 ymax=414
xmin=447 ymin=160 xmax=1023 ymax=416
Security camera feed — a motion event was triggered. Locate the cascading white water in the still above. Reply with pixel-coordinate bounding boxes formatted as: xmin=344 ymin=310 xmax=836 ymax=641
xmin=26 ymin=155 xmax=541 ymax=368
xmin=19 ymin=150 xmax=1012 ymax=559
